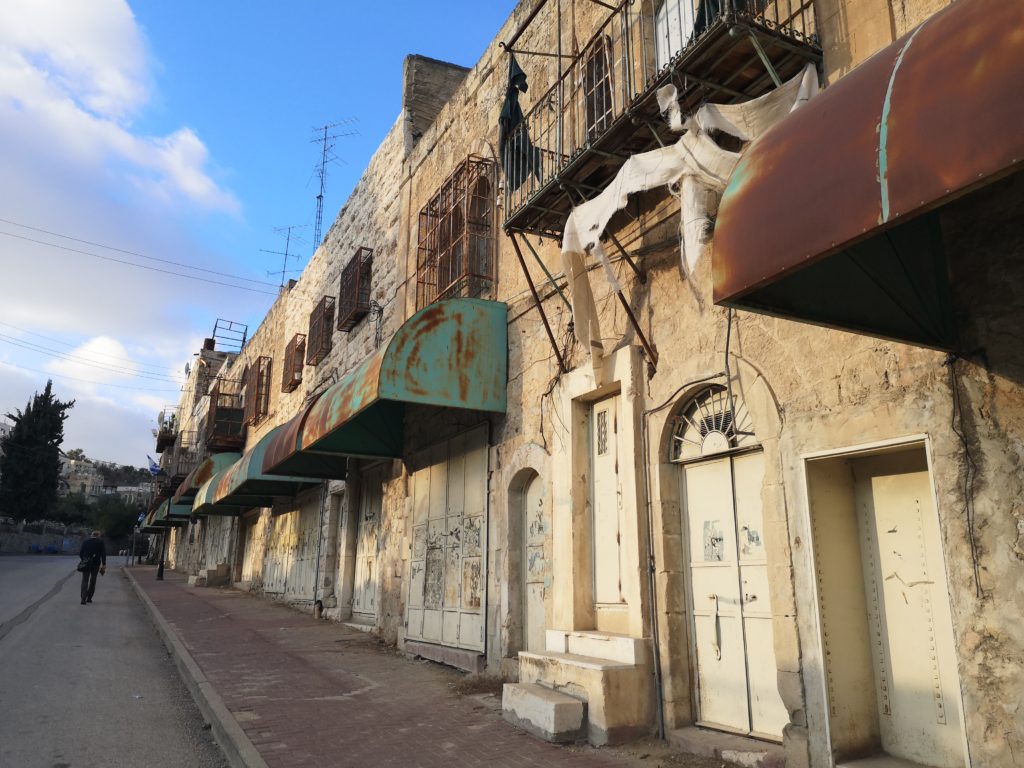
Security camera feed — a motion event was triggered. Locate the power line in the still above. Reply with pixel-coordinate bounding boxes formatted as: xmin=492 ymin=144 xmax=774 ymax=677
xmin=0 ymin=335 xmax=185 ymax=384
xmin=0 ymin=361 xmax=183 ymax=393
xmin=0 ymin=217 xmax=280 ymax=288
xmin=0 ymin=230 xmax=281 ymax=296
xmin=0 ymin=321 xmax=180 ymax=375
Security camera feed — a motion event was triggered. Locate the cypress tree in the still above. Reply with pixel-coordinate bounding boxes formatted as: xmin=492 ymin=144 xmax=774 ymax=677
xmin=0 ymin=380 xmax=75 ymax=522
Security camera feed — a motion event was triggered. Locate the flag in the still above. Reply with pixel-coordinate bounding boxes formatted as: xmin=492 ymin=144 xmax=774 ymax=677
xmin=147 ymin=455 xmax=161 ymax=476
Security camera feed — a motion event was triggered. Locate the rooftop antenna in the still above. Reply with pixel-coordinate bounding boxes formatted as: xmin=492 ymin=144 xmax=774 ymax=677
xmin=260 ymin=224 xmax=308 ymax=287
xmin=311 ymin=118 xmax=358 ymax=254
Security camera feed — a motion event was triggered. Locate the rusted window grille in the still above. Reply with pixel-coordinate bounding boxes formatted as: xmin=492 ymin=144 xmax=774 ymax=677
xmin=416 ymin=155 xmax=495 ymax=310
xmin=582 ymin=35 xmax=614 ymax=141
xmin=306 ymin=296 xmax=336 ymax=366
xmin=281 ymin=334 xmax=306 ymax=392
xmin=338 ymin=247 xmax=373 ymax=332
xmin=244 ymin=356 xmax=272 ymax=426
xmin=206 ymin=377 xmax=245 ymax=450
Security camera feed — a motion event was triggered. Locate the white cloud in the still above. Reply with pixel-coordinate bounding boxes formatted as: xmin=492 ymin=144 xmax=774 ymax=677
xmin=0 ymin=0 xmax=239 ymax=213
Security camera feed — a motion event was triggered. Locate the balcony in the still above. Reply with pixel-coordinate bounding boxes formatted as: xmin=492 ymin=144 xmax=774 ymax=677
xmin=205 ymin=377 xmax=246 ymax=452
xmin=154 ymin=408 xmax=177 ymax=453
xmin=502 ymin=0 xmax=820 ymax=237
xmin=158 ymin=431 xmax=199 ymax=495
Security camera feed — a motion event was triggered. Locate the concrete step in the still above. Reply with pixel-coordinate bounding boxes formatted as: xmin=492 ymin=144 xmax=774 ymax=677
xmin=545 ymin=630 xmax=649 ymax=665
xmin=502 ymin=682 xmax=586 ymax=744
xmin=518 ymin=650 xmax=654 ymax=746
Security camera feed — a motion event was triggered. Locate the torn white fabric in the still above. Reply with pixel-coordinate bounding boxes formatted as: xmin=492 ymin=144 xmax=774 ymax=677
xmin=560 ymin=63 xmax=819 ymax=376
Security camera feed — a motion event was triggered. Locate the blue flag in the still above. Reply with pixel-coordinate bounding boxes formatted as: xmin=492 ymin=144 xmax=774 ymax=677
xmin=147 ymin=455 xmax=161 ymax=476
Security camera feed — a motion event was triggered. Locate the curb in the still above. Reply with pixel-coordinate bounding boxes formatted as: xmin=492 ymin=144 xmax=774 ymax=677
xmin=124 ymin=567 xmax=269 ymax=768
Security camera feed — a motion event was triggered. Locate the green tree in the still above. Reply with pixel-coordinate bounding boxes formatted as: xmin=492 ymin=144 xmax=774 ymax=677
xmin=0 ymin=380 xmax=74 ymax=521
xmin=52 ymin=493 xmax=91 ymax=525
xmin=87 ymin=494 xmax=141 ymax=541
xmin=65 ymin=448 xmax=87 ymax=461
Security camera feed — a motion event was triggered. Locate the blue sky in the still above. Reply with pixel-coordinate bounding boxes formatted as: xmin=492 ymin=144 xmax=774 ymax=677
xmin=0 ymin=0 xmax=517 ymax=465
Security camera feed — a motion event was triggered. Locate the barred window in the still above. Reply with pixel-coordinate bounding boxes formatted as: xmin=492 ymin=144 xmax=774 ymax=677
xmin=206 ymin=377 xmax=245 ymax=450
xmin=244 ymin=356 xmax=272 ymax=426
xmin=281 ymin=334 xmax=306 ymax=393
xmin=416 ymin=156 xmax=495 ymax=310
xmin=338 ymin=247 xmax=373 ymax=332
xmin=582 ymin=35 xmax=613 ymax=142
xmin=306 ymin=296 xmax=336 ymax=366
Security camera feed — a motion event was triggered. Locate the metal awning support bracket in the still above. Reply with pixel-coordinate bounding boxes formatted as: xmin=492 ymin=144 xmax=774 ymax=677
xmin=509 ymin=232 xmax=568 ymax=373
xmin=522 ymin=235 xmax=572 ymax=310
xmin=745 ymin=30 xmax=782 ymax=87
xmin=606 ymin=230 xmax=646 ymax=284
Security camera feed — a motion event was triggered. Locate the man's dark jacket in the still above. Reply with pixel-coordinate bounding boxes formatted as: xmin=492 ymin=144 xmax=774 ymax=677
xmin=79 ymin=538 xmax=106 ymax=570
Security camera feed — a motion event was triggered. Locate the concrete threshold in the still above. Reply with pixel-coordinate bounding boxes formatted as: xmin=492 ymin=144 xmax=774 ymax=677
xmin=124 ymin=567 xmax=268 ymax=768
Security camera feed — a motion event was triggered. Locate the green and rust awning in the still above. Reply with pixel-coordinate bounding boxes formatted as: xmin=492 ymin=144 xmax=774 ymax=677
xmin=212 ymin=425 xmax=319 ymax=507
xmin=171 ymin=452 xmax=240 ymax=505
xmin=712 ymin=0 xmax=1023 ymax=349
xmin=263 ymin=298 xmax=507 ymax=478
xmin=192 ymin=473 xmax=246 ymax=517
xmin=149 ymin=499 xmax=190 ymax=527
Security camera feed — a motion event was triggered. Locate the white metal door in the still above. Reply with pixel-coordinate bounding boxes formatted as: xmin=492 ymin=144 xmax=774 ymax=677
xmin=241 ymin=517 xmax=259 ymax=582
xmin=590 ymin=395 xmax=628 ymax=632
xmin=406 ymin=425 xmax=488 ymax=652
xmin=683 ymin=451 xmax=787 ymax=738
xmin=352 ymin=466 xmax=383 ymax=619
xmin=523 ymin=473 xmax=549 ymax=653
xmin=287 ymin=502 xmax=319 ymax=600
xmin=263 ymin=512 xmax=292 ymax=594
xmin=853 ymin=460 xmax=964 ymax=767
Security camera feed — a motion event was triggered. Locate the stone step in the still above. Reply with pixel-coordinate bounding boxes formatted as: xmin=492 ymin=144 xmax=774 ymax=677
xmin=518 ymin=650 xmax=654 ymax=746
xmin=668 ymin=727 xmax=785 ymax=768
xmin=545 ymin=630 xmax=649 ymax=665
xmin=502 ymin=682 xmax=586 ymax=744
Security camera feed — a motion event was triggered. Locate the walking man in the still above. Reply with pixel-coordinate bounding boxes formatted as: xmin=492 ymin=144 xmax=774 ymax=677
xmin=79 ymin=530 xmax=106 ymax=605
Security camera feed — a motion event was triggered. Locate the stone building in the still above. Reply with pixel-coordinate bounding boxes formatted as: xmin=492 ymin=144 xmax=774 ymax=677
xmin=144 ymin=1 xmax=1024 ymax=766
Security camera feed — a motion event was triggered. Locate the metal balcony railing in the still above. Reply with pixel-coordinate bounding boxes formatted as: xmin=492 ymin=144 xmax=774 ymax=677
xmin=502 ymin=0 xmax=819 ymax=236
xmin=205 ymin=378 xmax=246 ymax=452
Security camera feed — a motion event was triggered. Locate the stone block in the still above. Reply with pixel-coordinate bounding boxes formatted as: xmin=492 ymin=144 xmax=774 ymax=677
xmin=501 ymin=683 xmax=585 ymax=743
xmin=565 ymin=631 xmax=649 ymax=665
xmin=668 ymin=726 xmax=785 ymax=768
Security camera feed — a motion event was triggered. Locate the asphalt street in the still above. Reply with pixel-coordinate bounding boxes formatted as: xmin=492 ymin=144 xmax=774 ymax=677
xmin=0 ymin=555 xmax=227 ymax=768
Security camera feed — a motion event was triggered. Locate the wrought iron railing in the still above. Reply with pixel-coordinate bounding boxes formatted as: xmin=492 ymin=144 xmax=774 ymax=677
xmin=205 ymin=378 xmax=246 ymax=451
xmin=503 ymin=0 xmax=816 ymax=229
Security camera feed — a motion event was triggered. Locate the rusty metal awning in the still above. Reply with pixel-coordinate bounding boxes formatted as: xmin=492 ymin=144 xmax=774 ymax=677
xmin=713 ymin=0 xmax=1024 ymax=349
xmin=171 ymin=452 xmax=240 ymax=505
xmin=150 ymin=499 xmax=190 ymax=528
xmin=192 ymin=472 xmax=246 ymax=517
xmin=212 ymin=425 xmax=319 ymax=507
xmin=264 ymin=298 xmax=508 ymax=478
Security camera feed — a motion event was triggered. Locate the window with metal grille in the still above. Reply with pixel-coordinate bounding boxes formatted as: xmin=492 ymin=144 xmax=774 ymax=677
xmin=416 ymin=156 xmax=495 ymax=310
xmin=582 ymin=35 xmax=613 ymax=142
xmin=306 ymin=296 xmax=336 ymax=366
xmin=244 ymin=356 xmax=272 ymax=426
xmin=670 ymin=385 xmax=756 ymax=462
xmin=338 ymin=247 xmax=373 ymax=332
xmin=206 ymin=377 xmax=245 ymax=450
xmin=281 ymin=334 xmax=306 ymax=392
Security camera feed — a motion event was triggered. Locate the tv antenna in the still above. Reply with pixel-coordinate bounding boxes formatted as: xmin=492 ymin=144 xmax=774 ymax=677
xmin=260 ymin=224 xmax=308 ymax=287
xmin=311 ymin=118 xmax=358 ymax=254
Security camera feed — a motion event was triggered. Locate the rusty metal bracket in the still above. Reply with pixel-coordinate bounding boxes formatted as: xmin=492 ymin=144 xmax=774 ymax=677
xmin=606 ymin=230 xmax=646 ymax=284
xmin=746 ymin=31 xmax=782 ymax=87
xmin=521 ymin=235 xmax=572 ymax=310
xmin=509 ymin=232 xmax=568 ymax=373
xmin=616 ymin=292 xmax=658 ymax=373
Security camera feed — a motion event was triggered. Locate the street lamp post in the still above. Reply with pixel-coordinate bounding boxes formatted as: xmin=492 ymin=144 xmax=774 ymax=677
xmin=156 ymin=529 xmax=167 ymax=580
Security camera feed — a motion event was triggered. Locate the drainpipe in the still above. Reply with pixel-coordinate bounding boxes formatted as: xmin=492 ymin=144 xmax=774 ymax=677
xmin=640 ymin=372 xmax=726 ymax=739
xmin=312 ymin=480 xmax=328 ymax=616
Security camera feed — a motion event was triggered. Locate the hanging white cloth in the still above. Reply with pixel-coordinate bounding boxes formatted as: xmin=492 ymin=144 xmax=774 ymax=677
xmin=560 ymin=63 xmax=819 ymax=375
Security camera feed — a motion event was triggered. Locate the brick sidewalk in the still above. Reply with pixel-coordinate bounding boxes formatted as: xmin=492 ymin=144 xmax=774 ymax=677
xmin=130 ymin=568 xmax=725 ymax=768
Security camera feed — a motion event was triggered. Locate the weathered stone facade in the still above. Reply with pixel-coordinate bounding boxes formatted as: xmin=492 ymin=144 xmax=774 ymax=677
xmin=159 ymin=0 xmax=1024 ymax=765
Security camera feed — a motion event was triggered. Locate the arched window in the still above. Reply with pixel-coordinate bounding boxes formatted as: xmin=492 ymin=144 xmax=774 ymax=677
xmin=670 ymin=384 xmax=756 ymax=462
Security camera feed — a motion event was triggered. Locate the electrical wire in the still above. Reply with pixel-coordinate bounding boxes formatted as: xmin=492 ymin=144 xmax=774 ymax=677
xmin=0 ymin=360 xmax=182 ymax=393
xmin=0 ymin=217 xmax=280 ymax=288
xmin=0 ymin=321 xmax=180 ymax=374
xmin=0 ymin=230 xmax=281 ymax=297
xmin=0 ymin=335 xmax=185 ymax=384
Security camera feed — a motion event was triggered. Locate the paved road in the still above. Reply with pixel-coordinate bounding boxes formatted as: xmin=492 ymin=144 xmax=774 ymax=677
xmin=0 ymin=556 xmax=226 ymax=768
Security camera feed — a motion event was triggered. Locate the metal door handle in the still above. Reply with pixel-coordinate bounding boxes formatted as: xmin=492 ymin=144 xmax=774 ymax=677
xmin=709 ymin=593 xmax=721 ymax=660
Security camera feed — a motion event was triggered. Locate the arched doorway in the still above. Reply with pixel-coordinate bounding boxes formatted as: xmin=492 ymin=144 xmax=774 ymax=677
xmin=521 ymin=471 xmax=549 ymax=653
xmin=671 ymin=385 xmax=787 ymax=739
